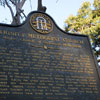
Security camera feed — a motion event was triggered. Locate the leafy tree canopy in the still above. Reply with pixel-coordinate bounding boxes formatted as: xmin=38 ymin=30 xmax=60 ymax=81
xmin=65 ymin=0 xmax=100 ymax=66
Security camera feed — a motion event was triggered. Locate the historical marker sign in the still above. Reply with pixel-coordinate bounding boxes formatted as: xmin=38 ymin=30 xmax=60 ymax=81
xmin=0 ymin=11 xmax=100 ymax=100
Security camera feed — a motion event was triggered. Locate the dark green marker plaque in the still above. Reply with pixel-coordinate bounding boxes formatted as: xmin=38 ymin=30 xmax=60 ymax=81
xmin=0 ymin=11 xmax=100 ymax=100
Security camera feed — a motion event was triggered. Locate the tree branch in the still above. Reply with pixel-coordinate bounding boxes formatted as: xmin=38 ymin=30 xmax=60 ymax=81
xmin=9 ymin=0 xmax=16 ymax=5
xmin=20 ymin=0 xmax=26 ymax=9
xmin=19 ymin=9 xmax=26 ymax=18
xmin=5 ymin=0 xmax=14 ymax=21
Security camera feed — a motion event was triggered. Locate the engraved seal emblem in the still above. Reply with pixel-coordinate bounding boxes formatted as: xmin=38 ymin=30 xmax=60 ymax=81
xmin=30 ymin=13 xmax=53 ymax=34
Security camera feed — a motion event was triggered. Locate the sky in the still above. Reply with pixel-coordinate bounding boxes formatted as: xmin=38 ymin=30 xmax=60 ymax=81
xmin=0 ymin=0 xmax=94 ymax=29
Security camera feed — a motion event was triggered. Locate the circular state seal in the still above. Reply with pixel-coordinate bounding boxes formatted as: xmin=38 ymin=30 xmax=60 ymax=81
xmin=30 ymin=13 xmax=53 ymax=34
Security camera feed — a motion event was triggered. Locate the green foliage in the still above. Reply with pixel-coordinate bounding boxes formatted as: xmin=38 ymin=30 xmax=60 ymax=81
xmin=93 ymin=0 xmax=100 ymax=10
xmin=65 ymin=0 xmax=100 ymax=66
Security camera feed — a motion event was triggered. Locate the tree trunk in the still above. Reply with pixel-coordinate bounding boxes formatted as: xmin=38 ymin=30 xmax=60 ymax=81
xmin=10 ymin=0 xmax=26 ymax=25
